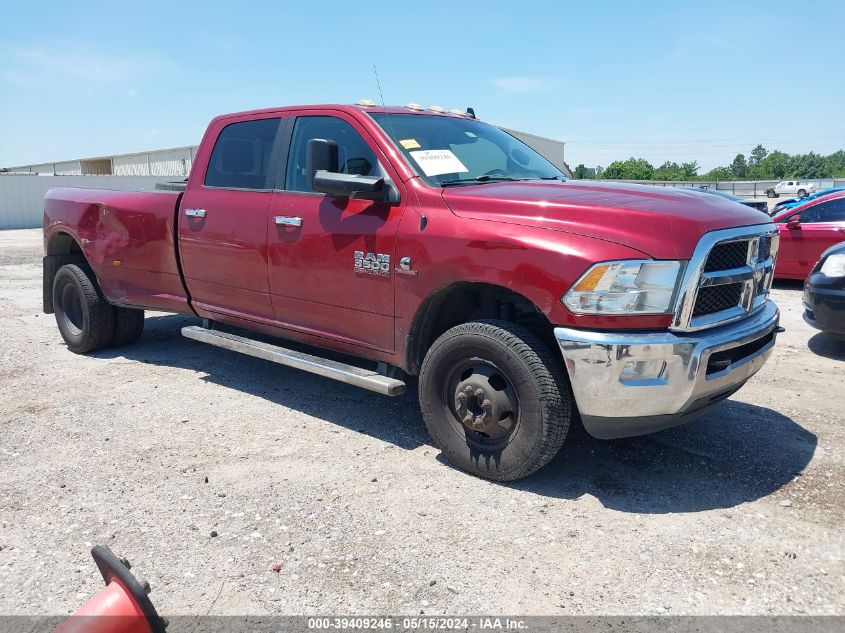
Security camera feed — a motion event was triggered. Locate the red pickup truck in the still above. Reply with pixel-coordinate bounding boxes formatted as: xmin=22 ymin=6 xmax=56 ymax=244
xmin=43 ymin=103 xmax=782 ymax=481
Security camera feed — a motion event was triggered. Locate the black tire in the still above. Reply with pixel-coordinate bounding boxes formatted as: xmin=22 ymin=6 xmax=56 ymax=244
xmin=419 ymin=320 xmax=572 ymax=481
xmin=111 ymin=307 xmax=145 ymax=347
xmin=52 ymin=264 xmax=115 ymax=354
xmin=797 ymin=189 xmax=807 ymax=198
xmin=767 ymin=190 xmax=777 ymax=198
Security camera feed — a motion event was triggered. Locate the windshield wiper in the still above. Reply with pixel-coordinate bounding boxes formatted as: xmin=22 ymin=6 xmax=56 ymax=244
xmin=440 ymin=175 xmax=523 ymax=187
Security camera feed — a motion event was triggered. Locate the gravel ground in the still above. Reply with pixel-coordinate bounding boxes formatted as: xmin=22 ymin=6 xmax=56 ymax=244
xmin=0 ymin=228 xmax=843 ymax=616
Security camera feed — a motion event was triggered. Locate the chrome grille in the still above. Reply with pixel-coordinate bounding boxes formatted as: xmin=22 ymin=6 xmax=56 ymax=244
xmin=692 ymin=283 xmax=744 ymax=317
xmin=671 ymin=225 xmax=779 ymax=332
xmin=704 ymin=241 xmax=749 ymax=272
xmin=758 ymin=236 xmax=771 ymax=262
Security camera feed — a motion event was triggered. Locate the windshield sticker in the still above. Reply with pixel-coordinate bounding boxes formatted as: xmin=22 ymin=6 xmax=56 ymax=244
xmin=400 ymin=138 xmax=421 ymax=150
xmin=409 ymin=149 xmax=469 ymax=177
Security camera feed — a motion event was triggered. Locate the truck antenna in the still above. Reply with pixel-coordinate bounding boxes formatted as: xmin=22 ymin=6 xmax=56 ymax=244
xmin=372 ymin=65 xmax=427 ymax=231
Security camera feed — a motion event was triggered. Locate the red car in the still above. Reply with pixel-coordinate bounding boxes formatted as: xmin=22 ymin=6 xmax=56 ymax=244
xmin=772 ymin=191 xmax=845 ymax=279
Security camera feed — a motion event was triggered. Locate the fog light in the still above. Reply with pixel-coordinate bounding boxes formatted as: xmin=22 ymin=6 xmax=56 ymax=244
xmin=620 ymin=360 xmax=668 ymax=385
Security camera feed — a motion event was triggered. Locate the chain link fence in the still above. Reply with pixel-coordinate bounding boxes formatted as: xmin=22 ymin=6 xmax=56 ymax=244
xmin=606 ymin=178 xmax=845 ymax=198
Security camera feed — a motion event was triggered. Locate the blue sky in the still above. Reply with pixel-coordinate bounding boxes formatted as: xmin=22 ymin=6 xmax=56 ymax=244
xmin=1 ymin=0 xmax=842 ymax=170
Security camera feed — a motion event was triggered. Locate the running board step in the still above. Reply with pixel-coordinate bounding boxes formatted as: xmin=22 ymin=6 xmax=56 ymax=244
xmin=181 ymin=325 xmax=406 ymax=396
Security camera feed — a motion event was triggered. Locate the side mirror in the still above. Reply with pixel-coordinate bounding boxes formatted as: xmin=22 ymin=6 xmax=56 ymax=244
xmin=307 ymin=138 xmax=387 ymax=201
xmin=307 ymin=137 xmax=339 ymax=175
xmin=787 ymin=216 xmax=801 ymax=229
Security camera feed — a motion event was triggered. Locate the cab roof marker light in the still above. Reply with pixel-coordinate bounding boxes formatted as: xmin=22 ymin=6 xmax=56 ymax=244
xmin=355 ymin=99 xmax=376 ymax=107
xmin=449 ymin=108 xmax=467 ymax=116
xmin=428 ymin=105 xmax=446 ymax=113
xmin=405 ymin=103 xmax=424 ymax=111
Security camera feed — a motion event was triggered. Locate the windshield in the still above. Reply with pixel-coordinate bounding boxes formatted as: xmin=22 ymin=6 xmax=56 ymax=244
xmin=370 ymin=113 xmax=565 ymax=186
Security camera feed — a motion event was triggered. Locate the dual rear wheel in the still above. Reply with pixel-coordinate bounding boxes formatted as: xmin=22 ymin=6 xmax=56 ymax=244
xmin=53 ymin=264 xmax=144 ymax=354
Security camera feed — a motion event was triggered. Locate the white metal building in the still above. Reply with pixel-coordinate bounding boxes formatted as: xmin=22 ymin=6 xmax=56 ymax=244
xmin=502 ymin=128 xmax=570 ymax=176
xmin=0 ymin=175 xmax=176 ymax=230
xmin=4 ymin=146 xmax=197 ymax=178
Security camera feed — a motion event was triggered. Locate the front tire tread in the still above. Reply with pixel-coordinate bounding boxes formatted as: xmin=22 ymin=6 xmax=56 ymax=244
xmin=419 ymin=319 xmax=571 ymax=481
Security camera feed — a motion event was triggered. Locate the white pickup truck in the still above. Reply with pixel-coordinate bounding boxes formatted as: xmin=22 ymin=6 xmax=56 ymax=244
xmin=766 ymin=180 xmax=817 ymax=198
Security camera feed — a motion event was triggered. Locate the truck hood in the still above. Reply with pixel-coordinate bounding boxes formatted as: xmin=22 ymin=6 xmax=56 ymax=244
xmin=440 ymin=180 xmax=772 ymax=259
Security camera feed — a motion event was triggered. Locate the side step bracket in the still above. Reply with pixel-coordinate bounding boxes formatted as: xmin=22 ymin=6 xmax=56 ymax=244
xmin=181 ymin=325 xmax=406 ymax=396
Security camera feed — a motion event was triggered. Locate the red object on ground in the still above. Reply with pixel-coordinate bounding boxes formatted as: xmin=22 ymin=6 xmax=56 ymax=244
xmin=272 ymin=564 xmax=282 ymax=573
xmin=54 ymin=578 xmax=151 ymax=633
xmin=53 ymin=546 xmax=166 ymax=633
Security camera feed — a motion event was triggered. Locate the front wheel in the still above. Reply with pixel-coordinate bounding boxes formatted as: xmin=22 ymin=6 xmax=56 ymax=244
xmin=419 ymin=320 xmax=572 ymax=481
xmin=797 ymin=189 xmax=807 ymax=198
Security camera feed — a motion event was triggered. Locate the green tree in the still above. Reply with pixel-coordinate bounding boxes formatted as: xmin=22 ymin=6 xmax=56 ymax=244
xmin=730 ymin=154 xmax=748 ymax=179
xmin=603 ymin=157 xmax=654 ymax=180
xmin=749 ymin=144 xmax=768 ymax=166
xmin=759 ymin=150 xmax=789 ymax=179
xmin=573 ymin=164 xmax=593 ymax=179
xmin=592 ymin=148 xmax=843 ymax=181
xmin=680 ymin=161 xmax=699 ymax=179
xmin=788 ymin=152 xmax=826 ymax=178
xmin=824 ymin=151 xmax=845 ymax=177
xmin=653 ymin=161 xmax=682 ymax=180
xmin=705 ymin=166 xmax=733 ymax=181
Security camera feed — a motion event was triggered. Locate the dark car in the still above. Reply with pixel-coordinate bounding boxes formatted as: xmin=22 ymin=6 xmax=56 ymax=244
xmin=803 ymin=241 xmax=845 ymax=341
xmin=684 ymin=187 xmax=769 ymax=213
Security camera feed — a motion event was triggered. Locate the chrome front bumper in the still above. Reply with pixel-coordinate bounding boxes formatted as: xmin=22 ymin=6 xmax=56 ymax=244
xmin=555 ymin=301 xmax=780 ymax=439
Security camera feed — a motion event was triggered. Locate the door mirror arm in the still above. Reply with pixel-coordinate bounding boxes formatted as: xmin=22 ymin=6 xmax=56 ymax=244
xmin=313 ymin=170 xmax=388 ymax=201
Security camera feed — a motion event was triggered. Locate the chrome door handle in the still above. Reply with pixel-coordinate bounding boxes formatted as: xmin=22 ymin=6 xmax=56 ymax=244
xmin=274 ymin=216 xmax=302 ymax=227
xmin=185 ymin=208 xmax=206 ymax=218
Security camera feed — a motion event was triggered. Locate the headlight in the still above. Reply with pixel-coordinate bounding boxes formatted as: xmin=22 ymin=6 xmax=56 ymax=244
xmin=562 ymin=260 xmax=681 ymax=315
xmin=820 ymin=253 xmax=845 ymax=277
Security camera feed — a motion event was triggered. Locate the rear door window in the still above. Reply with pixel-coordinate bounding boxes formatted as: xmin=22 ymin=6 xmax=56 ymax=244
xmin=205 ymin=118 xmax=281 ymax=190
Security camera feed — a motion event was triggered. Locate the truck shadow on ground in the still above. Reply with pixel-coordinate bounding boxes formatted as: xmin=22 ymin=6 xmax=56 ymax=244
xmin=93 ymin=314 xmax=429 ymax=451
xmin=509 ymin=402 xmax=816 ymax=513
xmin=98 ymin=314 xmax=817 ymax=515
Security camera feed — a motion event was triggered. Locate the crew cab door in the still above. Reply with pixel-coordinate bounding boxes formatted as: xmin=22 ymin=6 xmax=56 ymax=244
xmin=777 ymin=198 xmax=845 ymax=276
xmin=266 ymin=111 xmax=406 ymax=353
xmin=178 ymin=115 xmax=286 ymax=321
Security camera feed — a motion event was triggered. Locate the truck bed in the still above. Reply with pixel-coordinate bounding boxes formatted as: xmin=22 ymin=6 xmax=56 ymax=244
xmin=43 ymin=186 xmax=191 ymax=313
